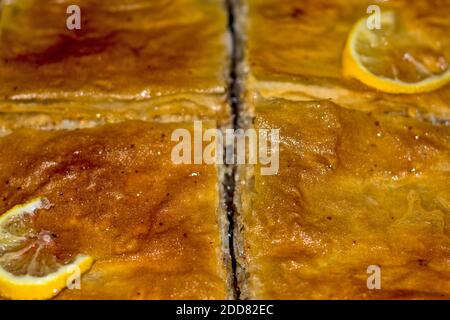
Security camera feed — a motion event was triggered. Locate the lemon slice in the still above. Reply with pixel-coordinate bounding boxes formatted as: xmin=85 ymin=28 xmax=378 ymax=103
xmin=343 ymin=11 xmax=450 ymax=93
xmin=0 ymin=197 xmax=94 ymax=300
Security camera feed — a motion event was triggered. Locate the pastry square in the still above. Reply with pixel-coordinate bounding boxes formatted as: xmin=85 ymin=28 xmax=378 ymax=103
xmin=235 ymin=97 xmax=450 ymax=299
xmin=0 ymin=120 xmax=231 ymax=299
xmin=241 ymin=0 xmax=450 ymax=119
xmin=0 ymin=0 xmax=230 ymax=119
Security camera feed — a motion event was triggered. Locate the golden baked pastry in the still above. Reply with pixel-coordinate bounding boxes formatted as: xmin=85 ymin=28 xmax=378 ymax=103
xmin=0 ymin=94 xmax=229 ymax=136
xmin=2 ymin=0 xmax=449 ymax=301
xmin=0 ymin=120 xmax=230 ymax=299
xmin=0 ymin=0 xmax=230 ymax=120
xmin=241 ymin=0 xmax=450 ymax=119
xmin=235 ymin=97 xmax=450 ymax=299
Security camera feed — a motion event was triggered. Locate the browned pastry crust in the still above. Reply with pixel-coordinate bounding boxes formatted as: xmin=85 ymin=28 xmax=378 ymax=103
xmin=236 ymin=97 xmax=450 ymax=299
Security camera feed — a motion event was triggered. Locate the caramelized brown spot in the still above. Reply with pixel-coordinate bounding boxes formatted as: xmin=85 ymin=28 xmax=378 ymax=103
xmin=291 ymin=7 xmax=304 ymax=18
xmin=13 ymin=32 xmax=117 ymax=66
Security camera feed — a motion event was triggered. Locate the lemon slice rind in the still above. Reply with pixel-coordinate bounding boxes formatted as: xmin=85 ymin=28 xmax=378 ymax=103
xmin=0 ymin=197 xmax=94 ymax=300
xmin=0 ymin=254 xmax=93 ymax=300
xmin=343 ymin=12 xmax=450 ymax=94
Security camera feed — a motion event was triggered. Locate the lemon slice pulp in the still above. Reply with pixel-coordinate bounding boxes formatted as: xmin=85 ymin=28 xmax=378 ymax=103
xmin=343 ymin=11 xmax=450 ymax=93
xmin=0 ymin=197 xmax=93 ymax=300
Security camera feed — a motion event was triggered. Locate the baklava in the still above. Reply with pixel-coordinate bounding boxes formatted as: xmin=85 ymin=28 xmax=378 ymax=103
xmin=235 ymin=97 xmax=450 ymax=299
xmin=0 ymin=0 xmax=232 ymax=300
xmin=238 ymin=0 xmax=450 ymax=119
xmin=0 ymin=120 xmax=231 ymax=299
xmin=1 ymin=0 xmax=450 ymax=301
xmin=234 ymin=0 xmax=450 ymax=299
xmin=0 ymin=0 xmax=231 ymax=122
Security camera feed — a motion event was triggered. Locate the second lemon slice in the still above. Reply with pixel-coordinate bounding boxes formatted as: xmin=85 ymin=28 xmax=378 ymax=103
xmin=343 ymin=11 xmax=450 ymax=94
xmin=0 ymin=197 xmax=94 ymax=300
